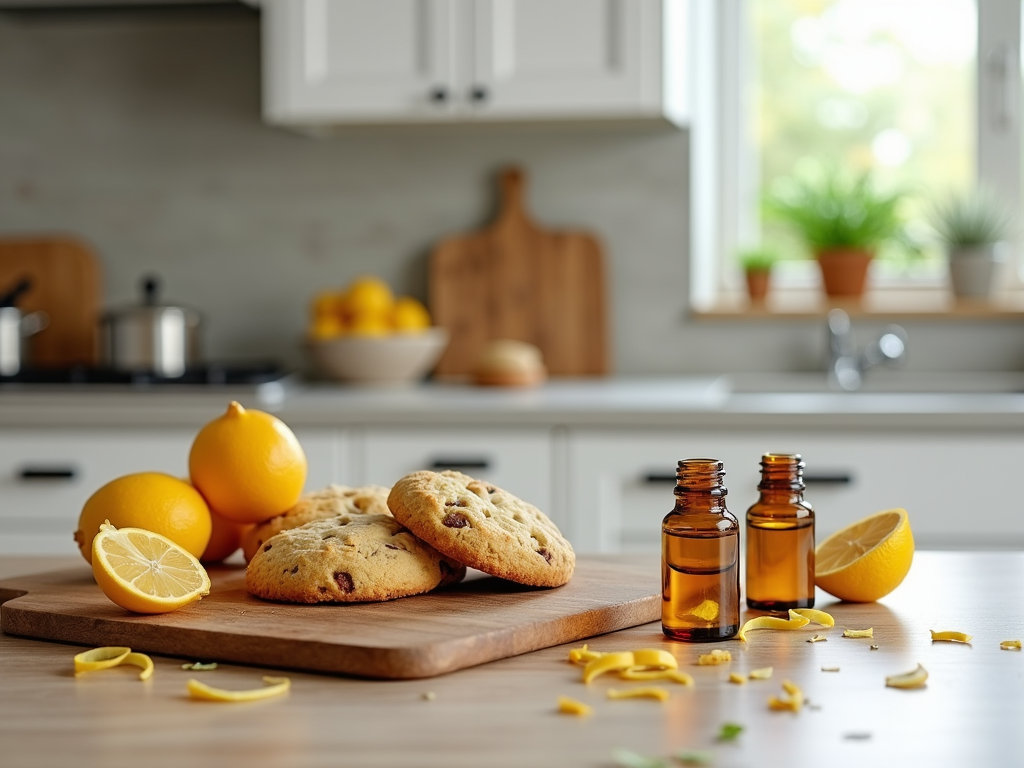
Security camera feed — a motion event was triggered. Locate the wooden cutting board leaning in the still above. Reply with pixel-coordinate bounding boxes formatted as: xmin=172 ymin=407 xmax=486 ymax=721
xmin=0 ymin=238 xmax=101 ymax=367
xmin=0 ymin=555 xmax=658 ymax=679
xmin=429 ymin=167 xmax=609 ymax=378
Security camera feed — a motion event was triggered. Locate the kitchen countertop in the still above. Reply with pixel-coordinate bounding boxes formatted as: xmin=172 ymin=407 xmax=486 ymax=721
xmin=0 ymin=551 xmax=1018 ymax=767
xmin=3 ymin=373 xmax=1024 ymax=430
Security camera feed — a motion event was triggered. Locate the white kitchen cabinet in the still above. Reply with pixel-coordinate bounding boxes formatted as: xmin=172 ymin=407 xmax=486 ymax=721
xmin=0 ymin=428 xmax=342 ymax=555
xmin=353 ymin=425 xmax=557 ymax=527
xmin=565 ymin=428 xmax=1024 ymax=554
xmin=262 ymin=0 xmax=687 ymax=127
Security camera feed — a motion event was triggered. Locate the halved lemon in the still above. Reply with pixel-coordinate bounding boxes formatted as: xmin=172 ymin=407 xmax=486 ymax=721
xmin=815 ymin=508 xmax=914 ymax=602
xmin=92 ymin=522 xmax=211 ymax=614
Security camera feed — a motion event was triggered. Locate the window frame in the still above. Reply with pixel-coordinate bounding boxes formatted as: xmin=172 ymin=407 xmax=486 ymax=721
xmin=688 ymin=0 xmax=1023 ymax=311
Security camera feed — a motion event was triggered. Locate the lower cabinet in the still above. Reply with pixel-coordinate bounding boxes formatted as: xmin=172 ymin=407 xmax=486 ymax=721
xmin=565 ymin=428 xmax=1024 ymax=554
xmin=0 ymin=428 xmax=340 ymax=555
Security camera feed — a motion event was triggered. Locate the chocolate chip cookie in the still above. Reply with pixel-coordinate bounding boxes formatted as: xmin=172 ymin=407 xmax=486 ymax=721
xmin=242 ymin=484 xmax=391 ymax=562
xmin=387 ymin=470 xmax=575 ymax=588
xmin=245 ymin=513 xmax=466 ymax=603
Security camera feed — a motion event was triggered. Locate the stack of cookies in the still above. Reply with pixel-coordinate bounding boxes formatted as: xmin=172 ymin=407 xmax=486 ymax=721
xmin=245 ymin=470 xmax=575 ymax=604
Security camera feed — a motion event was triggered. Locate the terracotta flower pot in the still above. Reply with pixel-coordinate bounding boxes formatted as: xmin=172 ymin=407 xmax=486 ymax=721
xmin=816 ymin=249 xmax=873 ymax=298
xmin=745 ymin=270 xmax=770 ymax=303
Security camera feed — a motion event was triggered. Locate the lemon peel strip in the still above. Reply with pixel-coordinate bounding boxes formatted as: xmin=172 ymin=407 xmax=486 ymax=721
xmin=768 ymin=680 xmax=804 ymax=712
xmin=728 ymin=672 xmax=747 ymax=685
xmin=885 ymin=664 xmax=927 ymax=689
xmin=619 ymin=668 xmax=694 ymax=685
xmin=187 ymin=676 xmax=291 ymax=702
xmin=557 ymin=696 xmax=593 ymax=716
xmin=74 ymin=647 xmax=131 ymax=675
xmin=749 ymin=667 xmax=773 ymax=680
xmin=930 ymin=630 xmax=972 ymax=643
xmin=568 ymin=645 xmax=603 ymax=665
xmin=696 ymin=649 xmax=732 ymax=666
xmin=631 ymin=649 xmax=678 ymax=670
xmin=606 ymin=687 xmax=670 ymax=702
xmin=1000 ymin=640 xmax=1022 ymax=651
xmin=121 ymin=652 xmax=154 ymax=681
xmin=582 ymin=651 xmax=636 ymax=683
xmin=842 ymin=628 xmax=874 ymax=638
xmin=789 ymin=608 xmax=835 ymax=628
xmin=738 ymin=614 xmax=810 ymax=642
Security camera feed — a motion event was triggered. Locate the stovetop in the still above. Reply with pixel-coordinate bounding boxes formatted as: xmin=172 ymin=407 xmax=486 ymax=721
xmin=0 ymin=363 xmax=297 ymax=405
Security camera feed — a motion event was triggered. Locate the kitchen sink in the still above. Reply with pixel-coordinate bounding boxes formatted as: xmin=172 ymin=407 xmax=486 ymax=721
xmin=721 ymin=371 xmax=1024 ymax=395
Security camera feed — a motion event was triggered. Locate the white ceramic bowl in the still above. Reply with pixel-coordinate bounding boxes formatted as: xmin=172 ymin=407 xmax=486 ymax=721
xmin=305 ymin=328 xmax=449 ymax=385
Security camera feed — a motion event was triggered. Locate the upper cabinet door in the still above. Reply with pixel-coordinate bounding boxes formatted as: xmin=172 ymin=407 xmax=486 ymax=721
xmin=468 ymin=0 xmax=661 ymax=119
xmin=263 ymin=0 xmax=456 ymax=124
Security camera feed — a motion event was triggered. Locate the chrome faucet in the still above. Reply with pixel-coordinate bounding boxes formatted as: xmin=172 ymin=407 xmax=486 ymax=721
xmin=826 ymin=309 xmax=908 ymax=391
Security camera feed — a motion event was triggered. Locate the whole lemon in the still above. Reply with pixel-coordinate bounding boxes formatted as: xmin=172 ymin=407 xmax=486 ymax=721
xmin=189 ymin=401 xmax=307 ymax=524
xmin=392 ymin=296 xmax=431 ymax=332
xmin=342 ymin=276 xmax=394 ymax=320
xmin=74 ymin=472 xmax=212 ymax=565
xmin=200 ymin=510 xmax=252 ymax=564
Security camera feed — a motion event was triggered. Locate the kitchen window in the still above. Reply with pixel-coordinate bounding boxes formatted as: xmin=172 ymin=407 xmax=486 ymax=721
xmin=689 ymin=0 xmax=1023 ymax=313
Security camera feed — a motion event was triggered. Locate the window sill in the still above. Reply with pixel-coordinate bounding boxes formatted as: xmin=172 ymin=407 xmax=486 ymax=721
xmin=693 ymin=288 xmax=1024 ymax=320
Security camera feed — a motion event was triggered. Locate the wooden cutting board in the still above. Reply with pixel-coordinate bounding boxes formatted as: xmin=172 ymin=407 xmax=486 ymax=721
xmin=429 ymin=168 xmax=609 ymax=378
xmin=0 ymin=238 xmax=101 ymax=367
xmin=0 ymin=555 xmax=658 ymax=679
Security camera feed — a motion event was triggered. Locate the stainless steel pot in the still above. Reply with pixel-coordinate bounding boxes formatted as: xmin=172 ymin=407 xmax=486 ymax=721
xmin=101 ymin=275 xmax=201 ymax=378
xmin=0 ymin=278 xmax=48 ymax=377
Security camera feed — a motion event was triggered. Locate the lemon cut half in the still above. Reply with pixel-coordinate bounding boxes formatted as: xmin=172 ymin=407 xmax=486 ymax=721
xmin=92 ymin=522 xmax=211 ymax=614
xmin=815 ymin=508 xmax=914 ymax=602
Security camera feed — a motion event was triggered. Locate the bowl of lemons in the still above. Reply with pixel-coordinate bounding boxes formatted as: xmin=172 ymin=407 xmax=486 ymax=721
xmin=304 ymin=276 xmax=449 ymax=385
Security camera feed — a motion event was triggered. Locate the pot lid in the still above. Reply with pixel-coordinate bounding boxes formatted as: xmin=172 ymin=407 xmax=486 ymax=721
xmin=103 ymin=275 xmax=200 ymax=319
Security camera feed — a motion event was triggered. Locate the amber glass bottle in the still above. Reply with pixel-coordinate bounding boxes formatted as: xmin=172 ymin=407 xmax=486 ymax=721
xmin=745 ymin=453 xmax=815 ymax=610
xmin=662 ymin=458 xmax=740 ymax=641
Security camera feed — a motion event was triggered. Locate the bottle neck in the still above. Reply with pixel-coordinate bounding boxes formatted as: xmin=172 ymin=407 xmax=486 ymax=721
xmin=674 ymin=458 xmax=729 ymax=513
xmin=757 ymin=453 xmax=805 ymax=494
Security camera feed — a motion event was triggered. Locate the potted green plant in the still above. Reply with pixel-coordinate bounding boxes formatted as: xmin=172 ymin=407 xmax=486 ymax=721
xmin=929 ymin=189 xmax=1012 ymax=300
xmin=766 ymin=168 xmax=906 ymax=299
xmin=737 ymin=248 xmax=777 ymax=304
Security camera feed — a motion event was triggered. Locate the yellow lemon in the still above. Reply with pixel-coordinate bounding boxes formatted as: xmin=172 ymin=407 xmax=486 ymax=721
xmin=342 ymin=276 xmax=394 ymax=320
xmin=74 ymin=472 xmax=212 ymax=565
xmin=308 ymin=314 xmax=346 ymax=339
xmin=815 ymin=508 xmax=914 ymax=602
xmin=92 ymin=522 xmax=211 ymax=614
xmin=200 ymin=510 xmax=252 ymax=564
xmin=392 ymin=296 xmax=431 ymax=332
xmin=347 ymin=313 xmax=392 ymax=337
xmin=189 ymin=401 xmax=307 ymax=524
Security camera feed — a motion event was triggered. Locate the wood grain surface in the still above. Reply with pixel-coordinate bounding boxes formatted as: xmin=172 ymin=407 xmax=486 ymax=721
xmin=429 ymin=167 xmax=609 ymax=378
xmin=0 ymin=551 xmax=1021 ymax=768
xmin=0 ymin=555 xmax=658 ymax=679
xmin=0 ymin=238 xmax=102 ymax=367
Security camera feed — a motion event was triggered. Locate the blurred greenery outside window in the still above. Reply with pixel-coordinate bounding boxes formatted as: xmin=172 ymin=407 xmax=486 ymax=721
xmin=688 ymin=0 xmax=1023 ymax=307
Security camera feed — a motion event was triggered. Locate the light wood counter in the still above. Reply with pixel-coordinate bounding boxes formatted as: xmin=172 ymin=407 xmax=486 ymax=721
xmin=1 ymin=552 xmax=1019 ymax=768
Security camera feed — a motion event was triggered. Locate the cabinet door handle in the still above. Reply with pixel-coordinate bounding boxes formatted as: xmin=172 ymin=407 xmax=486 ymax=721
xmin=430 ymin=86 xmax=448 ymax=103
xmin=804 ymin=473 xmax=853 ymax=485
xmin=18 ymin=466 xmax=78 ymax=481
xmin=429 ymin=458 xmax=491 ymax=471
xmin=643 ymin=473 xmax=678 ymax=484
xmin=470 ymin=85 xmax=489 ymax=102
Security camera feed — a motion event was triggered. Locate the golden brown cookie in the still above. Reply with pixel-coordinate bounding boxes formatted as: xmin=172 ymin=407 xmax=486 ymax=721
xmin=387 ymin=470 xmax=574 ymax=588
xmin=245 ymin=513 xmax=466 ymax=603
xmin=242 ymin=484 xmax=391 ymax=562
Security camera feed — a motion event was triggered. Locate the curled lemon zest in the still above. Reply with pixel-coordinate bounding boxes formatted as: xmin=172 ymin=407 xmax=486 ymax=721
xmin=582 ymin=651 xmax=636 ymax=683
xmin=728 ymin=672 xmax=747 ymax=685
xmin=789 ymin=608 xmax=835 ymax=627
xmin=821 ymin=666 xmax=840 ymax=672
xmin=930 ymin=630 xmax=972 ymax=643
xmin=885 ymin=663 xmax=928 ymax=689
xmin=187 ymin=676 xmax=290 ymax=702
xmin=688 ymin=599 xmax=720 ymax=621
xmin=1000 ymin=640 xmax=1022 ymax=651
xmin=738 ymin=614 xmax=810 ymax=642
xmin=631 ymin=649 xmax=678 ymax=670
xmin=806 ymin=635 xmax=827 ymax=643
xmin=697 ymin=649 xmax=732 ymax=666
xmin=74 ymin=647 xmax=131 ymax=675
xmin=122 ymin=652 xmax=154 ymax=681
xmin=749 ymin=667 xmax=773 ymax=680
xmin=842 ymin=628 xmax=874 ymax=638
xmin=768 ymin=680 xmax=804 ymax=712
xmin=557 ymin=696 xmax=593 ymax=716
xmin=568 ymin=644 xmax=604 ymax=665
xmin=606 ymin=687 xmax=670 ymax=702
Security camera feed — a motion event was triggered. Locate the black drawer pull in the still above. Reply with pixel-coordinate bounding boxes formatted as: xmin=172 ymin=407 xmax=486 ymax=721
xmin=429 ymin=458 xmax=491 ymax=471
xmin=643 ymin=473 xmax=678 ymax=484
xmin=19 ymin=466 xmax=78 ymax=481
xmin=804 ymin=473 xmax=853 ymax=485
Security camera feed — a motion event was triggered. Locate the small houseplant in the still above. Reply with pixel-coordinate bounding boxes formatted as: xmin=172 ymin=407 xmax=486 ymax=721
xmin=766 ymin=168 xmax=906 ymax=298
xmin=929 ymin=189 xmax=1012 ymax=300
xmin=737 ymin=248 xmax=777 ymax=303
